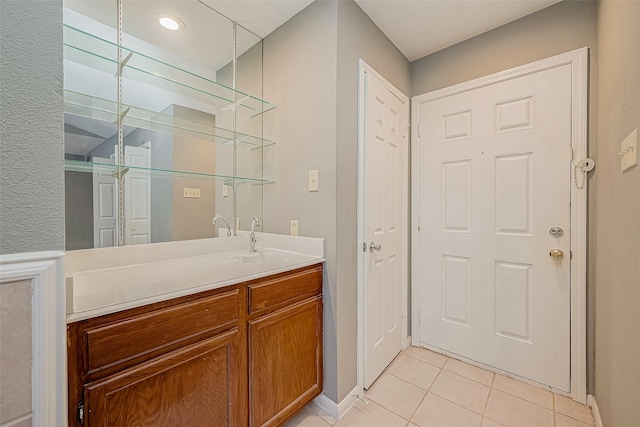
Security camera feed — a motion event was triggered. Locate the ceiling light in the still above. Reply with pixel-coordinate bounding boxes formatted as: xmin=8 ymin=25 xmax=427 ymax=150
xmin=158 ymin=15 xmax=183 ymax=31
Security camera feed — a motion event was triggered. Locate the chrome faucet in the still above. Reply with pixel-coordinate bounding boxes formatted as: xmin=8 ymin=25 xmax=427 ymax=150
xmin=250 ymin=217 xmax=260 ymax=252
xmin=212 ymin=215 xmax=232 ymax=237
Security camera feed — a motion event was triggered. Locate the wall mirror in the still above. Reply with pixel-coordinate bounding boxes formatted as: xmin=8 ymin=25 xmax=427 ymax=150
xmin=63 ymin=0 xmax=272 ymax=250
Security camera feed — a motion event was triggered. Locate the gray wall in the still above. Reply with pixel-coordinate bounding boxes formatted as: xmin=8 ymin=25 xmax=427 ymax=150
xmin=263 ymin=0 xmax=410 ymax=403
xmin=0 ymin=0 xmax=64 ymax=255
xmin=411 ymin=1 xmax=597 ymax=95
xmin=0 ymin=3 xmax=62 ymax=426
xmin=65 ymin=170 xmax=94 ymax=250
xmin=335 ymin=0 xmax=410 ymax=402
xmin=410 ymin=0 xmax=599 ymax=394
xmin=594 ymin=1 xmax=640 ymax=425
xmin=263 ymin=0 xmax=340 ymax=401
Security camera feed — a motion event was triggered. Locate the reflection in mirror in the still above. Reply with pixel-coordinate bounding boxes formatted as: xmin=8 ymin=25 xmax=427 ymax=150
xmin=63 ymin=0 xmax=267 ymax=250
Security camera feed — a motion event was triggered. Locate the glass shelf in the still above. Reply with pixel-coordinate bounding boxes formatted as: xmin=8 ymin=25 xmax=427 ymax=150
xmin=63 ymin=24 xmax=276 ymax=117
xmin=65 ymin=159 xmax=274 ymax=186
xmin=64 ymin=90 xmax=275 ymax=149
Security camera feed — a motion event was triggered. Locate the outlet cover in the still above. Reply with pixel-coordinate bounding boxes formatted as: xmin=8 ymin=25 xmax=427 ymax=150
xmin=183 ymin=187 xmax=200 ymax=198
xmin=290 ymin=220 xmax=299 ymax=236
xmin=308 ymin=170 xmax=319 ymax=192
xmin=620 ymin=129 xmax=638 ymax=172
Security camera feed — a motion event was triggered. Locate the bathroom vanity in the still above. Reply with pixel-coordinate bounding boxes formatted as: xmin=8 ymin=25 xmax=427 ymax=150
xmin=66 ymin=235 xmax=324 ymax=427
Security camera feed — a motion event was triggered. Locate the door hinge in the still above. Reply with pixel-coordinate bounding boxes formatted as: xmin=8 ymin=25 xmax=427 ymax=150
xmin=418 ymin=308 xmax=421 ymax=324
xmin=418 ymin=122 xmax=421 ymax=138
xmin=77 ymin=401 xmax=85 ymax=424
xmin=363 ymin=242 xmax=367 ymax=252
xmin=417 ymin=216 xmax=422 ymax=231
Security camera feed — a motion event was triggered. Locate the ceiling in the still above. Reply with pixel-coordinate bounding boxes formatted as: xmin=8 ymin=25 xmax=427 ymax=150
xmin=353 ymin=0 xmax=561 ymax=61
xmin=213 ymin=0 xmax=561 ymax=62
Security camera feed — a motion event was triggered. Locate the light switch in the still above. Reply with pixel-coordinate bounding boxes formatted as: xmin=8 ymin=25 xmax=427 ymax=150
xmin=222 ymin=184 xmax=229 ymax=197
xmin=308 ymin=170 xmax=319 ymax=192
xmin=183 ymin=188 xmax=200 ymax=198
xmin=290 ymin=220 xmax=299 ymax=236
xmin=620 ymin=129 xmax=638 ymax=172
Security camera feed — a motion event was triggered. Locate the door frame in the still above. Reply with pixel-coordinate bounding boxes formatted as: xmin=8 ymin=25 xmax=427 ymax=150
xmin=410 ymin=48 xmax=589 ymax=403
xmin=356 ymin=59 xmax=410 ymax=394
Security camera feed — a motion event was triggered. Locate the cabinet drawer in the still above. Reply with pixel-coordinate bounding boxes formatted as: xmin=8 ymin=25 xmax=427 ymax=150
xmin=248 ymin=265 xmax=322 ymax=316
xmin=84 ymin=289 xmax=239 ymax=375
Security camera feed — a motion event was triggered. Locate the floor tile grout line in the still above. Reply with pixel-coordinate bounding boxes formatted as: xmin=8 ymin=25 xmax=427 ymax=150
xmin=553 ymin=395 xmax=597 ymax=425
xmin=491 ymin=378 xmax=556 ymax=411
xmin=428 ymin=387 xmax=490 ymax=418
xmin=401 ymin=348 xmax=448 ymax=369
xmin=408 ymin=361 xmax=492 ymax=419
xmin=479 ymin=370 xmax=497 ymax=422
xmin=364 ymin=392 xmax=422 ymax=423
xmin=490 ymin=382 xmax=556 ymax=412
xmin=442 ymin=359 xmax=496 ymax=386
xmin=404 ymin=365 xmax=444 ymax=425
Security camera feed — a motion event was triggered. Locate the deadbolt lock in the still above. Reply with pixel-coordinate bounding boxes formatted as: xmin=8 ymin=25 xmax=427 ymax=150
xmin=549 ymin=227 xmax=564 ymax=238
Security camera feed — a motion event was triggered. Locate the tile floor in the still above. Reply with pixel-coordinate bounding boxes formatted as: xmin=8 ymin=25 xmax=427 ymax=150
xmin=284 ymin=346 xmax=595 ymax=427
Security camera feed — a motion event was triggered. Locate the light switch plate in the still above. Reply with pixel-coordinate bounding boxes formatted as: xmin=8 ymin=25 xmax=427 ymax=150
xmin=222 ymin=184 xmax=229 ymax=197
xmin=308 ymin=170 xmax=319 ymax=192
xmin=620 ymin=129 xmax=638 ymax=172
xmin=183 ymin=187 xmax=200 ymax=198
xmin=290 ymin=220 xmax=299 ymax=236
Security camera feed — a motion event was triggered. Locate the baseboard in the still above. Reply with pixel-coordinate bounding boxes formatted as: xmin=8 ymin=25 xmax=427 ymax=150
xmin=587 ymin=394 xmax=604 ymax=427
xmin=313 ymin=385 xmax=359 ymax=420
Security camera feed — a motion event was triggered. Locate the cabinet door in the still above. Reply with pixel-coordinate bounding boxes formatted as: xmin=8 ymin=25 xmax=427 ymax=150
xmin=84 ymin=329 xmax=243 ymax=427
xmin=249 ymin=297 xmax=323 ymax=427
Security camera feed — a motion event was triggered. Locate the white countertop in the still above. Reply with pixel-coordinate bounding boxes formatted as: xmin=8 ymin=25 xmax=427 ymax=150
xmin=65 ymin=233 xmax=325 ymax=322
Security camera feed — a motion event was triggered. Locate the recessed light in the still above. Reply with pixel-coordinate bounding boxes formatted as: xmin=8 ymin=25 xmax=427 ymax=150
xmin=158 ymin=14 xmax=184 ymax=31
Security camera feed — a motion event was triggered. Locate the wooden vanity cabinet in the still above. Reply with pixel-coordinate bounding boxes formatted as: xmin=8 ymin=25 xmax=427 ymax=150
xmin=248 ymin=266 xmax=323 ymax=427
xmin=67 ymin=286 xmax=247 ymax=427
xmin=67 ymin=263 xmax=323 ymax=427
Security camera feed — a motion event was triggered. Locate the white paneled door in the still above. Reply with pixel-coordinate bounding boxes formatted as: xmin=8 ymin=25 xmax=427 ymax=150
xmin=362 ymin=66 xmax=409 ymax=389
xmin=416 ymin=64 xmax=572 ymax=391
xmin=124 ymin=145 xmax=151 ymax=245
xmin=93 ymin=157 xmax=117 ymax=248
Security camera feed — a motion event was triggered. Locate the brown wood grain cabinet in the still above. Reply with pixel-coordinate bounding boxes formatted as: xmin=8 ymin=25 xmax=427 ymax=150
xmin=67 ymin=263 xmax=323 ymax=427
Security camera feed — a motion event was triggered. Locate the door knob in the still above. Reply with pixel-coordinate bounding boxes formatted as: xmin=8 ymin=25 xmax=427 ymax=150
xmin=369 ymin=242 xmax=382 ymax=252
xmin=549 ymin=249 xmax=564 ymax=260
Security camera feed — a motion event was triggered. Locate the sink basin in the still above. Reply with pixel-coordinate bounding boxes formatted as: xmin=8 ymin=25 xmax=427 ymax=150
xmin=232 ymin=251 xmax=291 ymax=264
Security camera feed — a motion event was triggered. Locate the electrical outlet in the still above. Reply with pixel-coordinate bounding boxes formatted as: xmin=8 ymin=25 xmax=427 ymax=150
xmin=290 ymin=220 xmax=299 ymax=236
xmin=183 ymin=188 xmax=200 ymax=198
xmin=620 ymin=129 xmax=638 ymax=172
xmin=308 ymin=170 xmax=319 ymax=192
xmin=222 ymin=184 xmax=229 ymax=197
